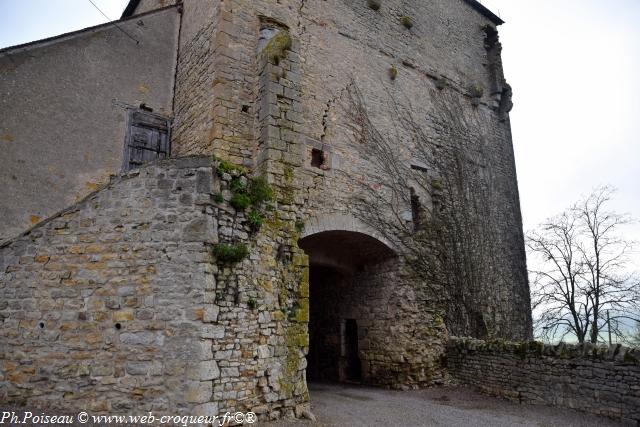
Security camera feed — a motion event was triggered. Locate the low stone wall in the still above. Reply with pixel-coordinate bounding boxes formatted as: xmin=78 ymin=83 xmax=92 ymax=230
xmin=446 ymin=337 xmax=640 ymax=424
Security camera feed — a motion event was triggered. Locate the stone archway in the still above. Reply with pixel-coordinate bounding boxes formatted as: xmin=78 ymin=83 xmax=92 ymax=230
xmin=299 ymin=214 xmax=396 ymax=252
xmin=298 ymin=215 xmax=399 ymax=384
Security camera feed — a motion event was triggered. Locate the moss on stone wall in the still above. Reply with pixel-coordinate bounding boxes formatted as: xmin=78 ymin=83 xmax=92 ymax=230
xmin=401 ymin=16 xmax=414 ymax=29
xmin=263 ymin=30 xmax=292 ymax=65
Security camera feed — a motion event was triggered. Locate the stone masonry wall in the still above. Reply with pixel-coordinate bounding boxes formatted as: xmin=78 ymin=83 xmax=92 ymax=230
xmin=0 ymin=156 xmax=310 ymax=420
xmin=165 ymin=0 xmax=532 ymax=341
xmin=0 ymin=157 xmax=216 ymax=414
xmin=309 ymin=260 xmax=447 ymax=389
xmin=447 ymin=337 xmax=640 ymax=424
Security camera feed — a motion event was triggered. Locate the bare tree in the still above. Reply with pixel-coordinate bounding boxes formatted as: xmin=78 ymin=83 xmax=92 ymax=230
xmin=632 ymin=323 xmax=640 ymax=346
xmin=527 ymin=186 xmax=640 ymax=344
xmin=343 ymin=82 xmax=515 ymax=338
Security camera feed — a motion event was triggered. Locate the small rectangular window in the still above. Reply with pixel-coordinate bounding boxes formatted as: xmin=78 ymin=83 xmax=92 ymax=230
xmin=311 ymin=148 xmax=325 ymax=169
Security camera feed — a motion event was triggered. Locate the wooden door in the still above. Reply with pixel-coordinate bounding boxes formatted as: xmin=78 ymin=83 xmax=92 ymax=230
xmin=123 ymin=110 xmax=170 ymax=172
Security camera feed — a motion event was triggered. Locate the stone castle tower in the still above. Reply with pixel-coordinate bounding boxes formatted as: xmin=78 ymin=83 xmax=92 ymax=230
xmin=0 ymin=0 xmax=531 ymax=418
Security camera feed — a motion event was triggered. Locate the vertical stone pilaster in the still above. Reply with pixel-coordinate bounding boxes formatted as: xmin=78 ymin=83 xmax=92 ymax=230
xmin=256 ymin=34 xmax=304 ymax=179
xmin=208 ymin=1 xmax=258 ymax=166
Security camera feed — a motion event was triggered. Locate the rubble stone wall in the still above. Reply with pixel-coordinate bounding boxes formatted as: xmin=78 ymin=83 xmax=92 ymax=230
xmin=167 ymin=0 xmax=532 ymax=340
xmin=447 ymin=337 xmax=640 ymax=424
xmin=309 ymin=261 xmax=447 ymax=388
xmin=0 ymin=156 xmax=310 ymax=420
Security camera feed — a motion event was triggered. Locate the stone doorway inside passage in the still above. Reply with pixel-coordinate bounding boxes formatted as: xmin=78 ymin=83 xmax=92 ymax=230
xmin=298 ymin=229 xmax=396 ymax=385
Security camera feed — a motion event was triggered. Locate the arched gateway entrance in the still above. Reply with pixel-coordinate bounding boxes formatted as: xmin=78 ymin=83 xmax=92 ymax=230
xmin=297 ymin=216 xmax=398 ymax=384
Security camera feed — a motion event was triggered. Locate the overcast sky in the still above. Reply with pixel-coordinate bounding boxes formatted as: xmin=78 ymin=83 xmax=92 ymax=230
xmin=485 ymin=0 xmax=640 ymax=266
xmin=1 ymin=0 xmax=638 ymax=267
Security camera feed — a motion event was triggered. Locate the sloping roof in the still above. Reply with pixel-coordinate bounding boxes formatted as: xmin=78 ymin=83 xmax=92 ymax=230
xmin=0 ymin=4 xmax=178 ymax=55
xmin=463 ymin=0 xmax=504 ymax=25
xmin=121 ymin=0 xmax=142 ymax=19
xmin=122 ymin=0 xmax=504 ymax=24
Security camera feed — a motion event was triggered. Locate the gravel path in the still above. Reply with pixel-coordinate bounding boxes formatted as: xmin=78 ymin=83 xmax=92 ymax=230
xmin=264 ymin=382 xmax=624 ymax=427
xmin=0 ymin=383 xmax=624 ymax=426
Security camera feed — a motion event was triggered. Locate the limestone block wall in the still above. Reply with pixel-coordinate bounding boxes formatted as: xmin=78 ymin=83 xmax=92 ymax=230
xmin=0 ymin=156 xmax=310 ymax=419
xmin=446 ymin=337 xmax=640 ymax=424
xmin=0 ymin=157 xmax=216 ymax=413
xmin=172 ymin=0 xmax=259 ymax=165
xmin=164 ymin=0 xmax=532 ymax=340
xmin=309 ymin=260 xmax=447 ymax=389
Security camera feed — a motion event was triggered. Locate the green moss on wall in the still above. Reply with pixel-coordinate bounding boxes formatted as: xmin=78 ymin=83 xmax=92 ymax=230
xmin=263 ymin=30 xmax=292 ymax=65
xmin=389 ymin=65 xmax=398 ymax=80
xmin=469 ymin=83 xmax=484 ymax=98
xmin=401 ymin=16 xmax=414 ymax=29
xmin=213 ymin=155 xmax=247 ymax=177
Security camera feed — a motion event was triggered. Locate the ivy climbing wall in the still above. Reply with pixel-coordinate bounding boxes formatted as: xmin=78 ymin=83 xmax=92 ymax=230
xmin=167 ymin=0 xmax=531 ymax=342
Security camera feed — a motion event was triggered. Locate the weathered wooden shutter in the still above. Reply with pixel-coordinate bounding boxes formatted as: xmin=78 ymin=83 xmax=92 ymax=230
xmin=123 ymin=110 xmax=171 ymax=172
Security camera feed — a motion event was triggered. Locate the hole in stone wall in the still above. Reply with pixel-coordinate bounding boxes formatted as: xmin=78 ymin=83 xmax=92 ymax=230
xmin=115 ymin=323 xmax=122 ymax=330
xmin=311 ymin=148 xmax=326 ymax=169
xmin=300 ymin=231 xmax=397 ymax=385
xmin=483 ymin=25 xmax=499 ymax=52
xmin=242 ymin=105 xmax=250 ymax=113
xmin=38 ymin=322 xmax=45 ymax=329
xmin=257 ymin=18 xmax=289 ymax=52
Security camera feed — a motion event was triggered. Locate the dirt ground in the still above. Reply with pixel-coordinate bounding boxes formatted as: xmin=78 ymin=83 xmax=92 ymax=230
xmin=263 ymin=382 xmax=625 ymax=427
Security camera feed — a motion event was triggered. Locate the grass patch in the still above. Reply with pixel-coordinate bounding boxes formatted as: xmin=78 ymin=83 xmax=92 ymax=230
xmin=213 ymin=243 xmax=249 ymax=264
xmin=247 ymin=210 xmax=264 ymax=232
xmin=249 ymin=176 xmax=275 ymax=205
xmin=213 ymin=156 xmax=247 ymax=177
xmin=230 ymin=177 xmax=247 ymax=193
xmin=230 ymin=193 xmax=252 ymax=211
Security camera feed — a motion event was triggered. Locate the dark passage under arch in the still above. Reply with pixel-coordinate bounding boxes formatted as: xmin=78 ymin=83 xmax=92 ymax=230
xmin=298 ymin=230 xmax=396 ymax=383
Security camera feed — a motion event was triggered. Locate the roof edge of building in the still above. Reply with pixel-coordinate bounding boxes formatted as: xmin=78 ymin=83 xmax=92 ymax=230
xmin=121 ymin=0 xmax=142 ymax=19
xmin=120 ymin=0 xmax=504 ymax=25
xmin=0 ymin=4 xmax=177 ymax=56
xmin=463 ymin=0 xmax=505 ymax=25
